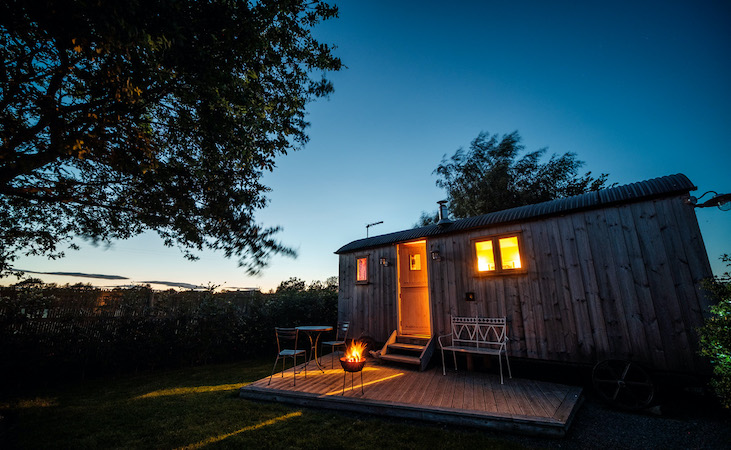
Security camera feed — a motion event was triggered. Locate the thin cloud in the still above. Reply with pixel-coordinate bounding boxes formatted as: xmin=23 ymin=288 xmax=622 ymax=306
xmin=17 ymin=269 xmax=129 ymax=280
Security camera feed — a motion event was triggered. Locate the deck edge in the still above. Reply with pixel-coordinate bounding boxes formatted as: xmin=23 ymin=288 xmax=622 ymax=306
xmin=240 ymin=384 xmax=573 ymax=437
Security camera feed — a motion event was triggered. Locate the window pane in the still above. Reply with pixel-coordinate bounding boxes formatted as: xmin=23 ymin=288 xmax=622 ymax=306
xmin=357 ymin=257 xmax=368 ymax=281
xmin=475 ymin=240 xmax=495 ymax=272
xmin=409 ymin=254 xmax=421 ymax=271
xmin=499 ymin=236 xmax=522 ymax=270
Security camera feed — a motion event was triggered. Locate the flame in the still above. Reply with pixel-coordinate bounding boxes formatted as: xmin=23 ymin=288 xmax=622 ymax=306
xmin=344 ymin=341 xmax=366 ymax=362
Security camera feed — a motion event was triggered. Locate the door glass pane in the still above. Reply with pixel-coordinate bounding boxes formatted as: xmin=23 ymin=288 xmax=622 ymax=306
xmin=409 ymin=254 xmax=421 ymax=271
xmin=499 ymin=236 xmax=522 ymax=269
xmin=475 ymin=240 xmax=495 ymax=272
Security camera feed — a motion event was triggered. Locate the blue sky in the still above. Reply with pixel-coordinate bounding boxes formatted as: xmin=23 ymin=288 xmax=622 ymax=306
xmin=9 ymin=0 xmax=731 ymax=291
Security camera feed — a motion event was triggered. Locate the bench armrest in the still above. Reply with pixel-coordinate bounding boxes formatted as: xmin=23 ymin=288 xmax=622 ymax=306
xmin=437 ymin=333 xmax=453 ymax=349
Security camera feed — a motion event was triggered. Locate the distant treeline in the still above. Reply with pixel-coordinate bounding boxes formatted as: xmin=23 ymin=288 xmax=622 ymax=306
xmin=0 ymin=277 xmax=337 ymax=391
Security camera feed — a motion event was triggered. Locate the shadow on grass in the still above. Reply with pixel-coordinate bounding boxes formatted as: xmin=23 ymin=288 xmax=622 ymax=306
xmin=1 ymin=358 xmax=524 ymax=450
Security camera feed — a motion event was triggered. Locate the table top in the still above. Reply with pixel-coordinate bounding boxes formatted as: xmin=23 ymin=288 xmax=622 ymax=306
xmin=296 ymin=325 xmax=333 ymax=332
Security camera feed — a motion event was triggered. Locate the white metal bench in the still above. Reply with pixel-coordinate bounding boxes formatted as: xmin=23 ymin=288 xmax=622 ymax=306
xmin=438 ymin=316 xmax=512 ymax=384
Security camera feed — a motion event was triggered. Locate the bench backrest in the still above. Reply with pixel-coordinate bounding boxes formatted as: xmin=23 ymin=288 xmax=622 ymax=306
xmin=451 ymin=316 xmax=507 ymax=350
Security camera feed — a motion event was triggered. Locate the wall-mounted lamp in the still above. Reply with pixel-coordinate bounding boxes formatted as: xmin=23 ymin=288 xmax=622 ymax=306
xmin=431 ymin=250 xmax=441 ymax=261
xmin=380 ymin=257 xmax=390 ymax=267
xmin=691 ymin=191 xmax=731 ymax=211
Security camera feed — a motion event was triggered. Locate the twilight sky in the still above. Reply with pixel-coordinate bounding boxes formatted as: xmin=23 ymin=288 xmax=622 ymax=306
xmin=9 ymin=0 xmax=731 ymax=291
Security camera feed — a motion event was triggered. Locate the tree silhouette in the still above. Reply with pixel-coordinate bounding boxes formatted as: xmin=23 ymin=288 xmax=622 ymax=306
xmin=0 ymin=0 xmax=342 ymax=277
xmin=418 ymin=130 xmax=609 ymax=225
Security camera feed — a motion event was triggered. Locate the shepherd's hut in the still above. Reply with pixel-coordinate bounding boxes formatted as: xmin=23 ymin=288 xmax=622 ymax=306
xmin=335 ymin=173 xmax=713 ymax=378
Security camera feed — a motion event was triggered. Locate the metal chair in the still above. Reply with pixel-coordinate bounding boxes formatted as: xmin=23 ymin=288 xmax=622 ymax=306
xmin=321 ymin=321 xmax=350 ymax=368
xmin=268 ymin=327 xmax=306 ymax=386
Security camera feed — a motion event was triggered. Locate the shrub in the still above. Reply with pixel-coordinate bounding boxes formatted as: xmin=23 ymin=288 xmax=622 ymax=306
xmin=0 ymin=277 xmax=337 ymax=391
xmin=698 ymin=254 xmax=731 ymax=408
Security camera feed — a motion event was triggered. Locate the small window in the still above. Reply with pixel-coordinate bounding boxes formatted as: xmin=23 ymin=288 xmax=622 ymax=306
xmin=356 ymin=256 xmax=369 ymax=283
xmin=474 ymin=233 xmax=524 ymax=275
xmin=409 ymin=253 xmax=421 ymax=271
xmin=475 ymin=240 xmax=495 ymax=272
xmin=498 ymin=236 xmax=522 ymax=270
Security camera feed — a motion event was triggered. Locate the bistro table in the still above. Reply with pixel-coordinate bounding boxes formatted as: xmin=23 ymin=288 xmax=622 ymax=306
xmin=295 ymin=325 xmax=333 ymax=372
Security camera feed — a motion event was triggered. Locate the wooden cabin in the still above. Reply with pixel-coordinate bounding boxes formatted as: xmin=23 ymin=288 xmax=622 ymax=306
xmin=335 ymin=173 xmax=714 ymax=375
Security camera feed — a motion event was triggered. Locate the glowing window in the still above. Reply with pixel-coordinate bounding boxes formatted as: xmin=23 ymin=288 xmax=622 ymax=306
xmin=499 ymin=236 xmax=522 ymax=270
xmin=474 ymin=234 xmax=524 ymax=275
xmin=475 ymin=240 xmax=496 ymax=272
xmin=356 ymin=257 xmax=368 ymax=283
xmin=409 ymin=253 xmax=421 ymax=271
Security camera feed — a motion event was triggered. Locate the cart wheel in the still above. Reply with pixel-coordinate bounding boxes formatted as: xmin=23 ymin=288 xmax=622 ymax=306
xmin=592 ymin=359 xmax=654 ymax=410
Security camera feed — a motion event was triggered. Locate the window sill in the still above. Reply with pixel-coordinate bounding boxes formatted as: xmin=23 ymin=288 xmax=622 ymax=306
xmin=474 ymin=269 xmax=527 ymax=277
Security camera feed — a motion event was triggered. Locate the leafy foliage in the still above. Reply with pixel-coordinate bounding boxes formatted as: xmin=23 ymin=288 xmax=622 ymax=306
xmin=0 ymin=278 xmax=338 ymax=390
xmin=419 ymin=130 xmax=610 ymax=225
xmin=698 ymin=254 xmax=731 ymax=408
xmin=0 ymin=0 xmax=342 ymax=277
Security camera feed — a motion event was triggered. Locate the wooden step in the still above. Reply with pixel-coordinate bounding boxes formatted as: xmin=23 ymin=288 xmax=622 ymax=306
xmin=379 ymin=353 xmax=421 ymax=365
xmin=388 ymin=342 xmax=425 ymax=352
xmin=396 ymin=336 xmax=430 ymax=344
xmin=378 ymin=330 xmax=435 ymax=371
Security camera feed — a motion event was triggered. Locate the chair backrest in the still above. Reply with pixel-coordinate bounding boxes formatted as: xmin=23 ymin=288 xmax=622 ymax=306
xmin=451 ymin=316 xmax=507 ymax=350
xmin=335 ymin=321 xmax=350 ymax=341
xmin=275 ymin=327 xmax=299 ymax=352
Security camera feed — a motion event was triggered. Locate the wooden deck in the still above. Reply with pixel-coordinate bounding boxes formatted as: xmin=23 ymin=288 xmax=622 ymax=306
xmin=240 ymin=357 xmax=583 ymax=437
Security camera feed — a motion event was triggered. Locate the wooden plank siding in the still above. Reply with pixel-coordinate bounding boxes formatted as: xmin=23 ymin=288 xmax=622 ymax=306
xmin=337 ymin=194 xmax=712 ymax=374
xmin=338 ymin=246 xmax=398 ymax=341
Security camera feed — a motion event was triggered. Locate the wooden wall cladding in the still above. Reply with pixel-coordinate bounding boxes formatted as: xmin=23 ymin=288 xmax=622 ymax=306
xmin=338 ymin=195 xmax=713 ymax=374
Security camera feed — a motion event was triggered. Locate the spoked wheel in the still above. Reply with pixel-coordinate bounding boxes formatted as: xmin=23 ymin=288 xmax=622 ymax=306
xmin=592 ymin=359 xmax=655 ymax=410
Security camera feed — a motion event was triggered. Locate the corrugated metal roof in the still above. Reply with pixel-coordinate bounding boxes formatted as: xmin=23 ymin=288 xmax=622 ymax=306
xmin=335 ymin=173 xmax=696 ymax=254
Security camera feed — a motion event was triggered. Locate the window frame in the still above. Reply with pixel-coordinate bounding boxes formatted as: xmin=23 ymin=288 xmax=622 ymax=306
xmin=471 ymin=232 xmax=527 ymax=277
xmin=355 ymin=254 xmax=370 ymax=285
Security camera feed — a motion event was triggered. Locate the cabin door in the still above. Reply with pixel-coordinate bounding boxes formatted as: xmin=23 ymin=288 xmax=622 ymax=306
xmin=397 ymin=240 xmax=431 ymax=336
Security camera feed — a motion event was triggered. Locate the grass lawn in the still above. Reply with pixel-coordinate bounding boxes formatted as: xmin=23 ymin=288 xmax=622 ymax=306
xmin=0 ymin=358 xmax=524 ymax=449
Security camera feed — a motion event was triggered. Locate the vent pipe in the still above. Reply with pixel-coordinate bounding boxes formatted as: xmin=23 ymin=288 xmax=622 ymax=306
xmin=437 ymin=200 xmax=452 ymax=226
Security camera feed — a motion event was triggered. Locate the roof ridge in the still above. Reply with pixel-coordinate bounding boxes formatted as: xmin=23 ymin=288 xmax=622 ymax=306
xmin=335 ymin=173 xmax=695 ymax=254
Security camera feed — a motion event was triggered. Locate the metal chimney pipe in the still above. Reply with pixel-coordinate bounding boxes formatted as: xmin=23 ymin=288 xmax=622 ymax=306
xmin=437 ymin=200 xmax=452 ymax=226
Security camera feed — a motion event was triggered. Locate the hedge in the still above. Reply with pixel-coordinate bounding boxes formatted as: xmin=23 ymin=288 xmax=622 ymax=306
xmin=0 ymin=278 xmax=337 ymax=391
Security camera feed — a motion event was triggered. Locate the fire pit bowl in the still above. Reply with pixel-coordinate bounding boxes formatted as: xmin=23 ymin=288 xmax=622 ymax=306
xmin=340 ymin=356 xmax=366 ymax=372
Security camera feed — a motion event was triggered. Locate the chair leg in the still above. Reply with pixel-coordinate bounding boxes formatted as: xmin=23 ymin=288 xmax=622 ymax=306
xmin=441 ymin=348 xmax=446 ymax=375
xmin=268 ymin=355 xmax=280 ymax=385
xmin=505 ymin=351 xmax=512 ymax=379
xmin=498 ymin=354 xmax=504 ymax=385
xmin=293 ymin=354 xmax=296 ymax=386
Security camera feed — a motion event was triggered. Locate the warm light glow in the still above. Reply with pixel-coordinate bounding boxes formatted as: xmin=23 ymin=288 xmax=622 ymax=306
xmin=325 ymin=372 xmax=405 ymax=396
xmin=135 ymin=383 xmax=243 ymax=399
xmin=356 ymin=257 xmax=368 ymax=281
xmin=176 ymin=411 xmax=302 ymax=450
xmin=409 ymin=253 xmax=421 ymax=270
xmin=0 ymin=397 xmax=58 ymax=409
xmin=499 ymin=236 xmax=522 ymax=269
xmin=475 ymin=240 xmax=495 ymax=272
xmin=476 ymin=235 xmax=522 ymax=272
xmin=344 ymin=341 xmax=366 ymax=362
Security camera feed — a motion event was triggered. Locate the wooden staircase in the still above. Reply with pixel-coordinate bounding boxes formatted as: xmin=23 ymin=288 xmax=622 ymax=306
xmin=378 ymin=331 xmax=435 ymax=371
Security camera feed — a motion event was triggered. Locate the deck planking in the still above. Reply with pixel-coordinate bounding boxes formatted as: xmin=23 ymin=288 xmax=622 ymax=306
xmin=241 ymin=358 xmax=582 ymax=437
